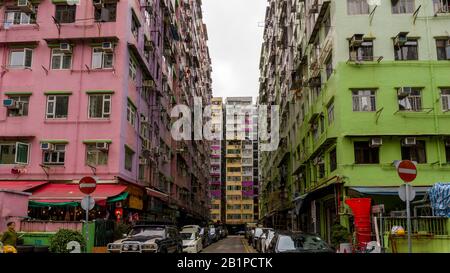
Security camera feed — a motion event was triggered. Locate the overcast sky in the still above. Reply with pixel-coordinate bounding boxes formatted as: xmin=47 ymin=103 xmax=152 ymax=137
xmin=202 ymin=0 xmax=267 ymax=101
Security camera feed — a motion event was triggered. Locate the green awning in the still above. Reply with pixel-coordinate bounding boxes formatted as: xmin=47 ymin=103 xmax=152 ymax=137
xmin=29 ymin=201 xmax=79 ymax=208
xmin=107 ymin=192 xmax=129 ymax=203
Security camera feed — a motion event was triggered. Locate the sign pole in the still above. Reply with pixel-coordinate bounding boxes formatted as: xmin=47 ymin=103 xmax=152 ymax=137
xmin=405 ymin=184 xmax=412 ymax=253
xmin=85 ymin=195 xmax=90 ymax=254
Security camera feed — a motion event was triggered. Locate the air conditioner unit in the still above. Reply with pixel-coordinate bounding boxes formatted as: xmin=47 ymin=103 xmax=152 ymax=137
xmin=153 ymin=147 xmax=161 ymax=156
xmin=398 ymin=87 xmax=412 ymax=98
xmin=60 ymin=43 xmax=72 ymax=53
xmin=446 ymin=139 xmax=450 ymax=147
xmin=17 ymin=0 xmax=34 ymax=13
xmin=40 ymin=143 xmax=54 ymax=151
xmin=143 ymin=79 xmax=155 ymax=87
xmin=395 ymin=32 xmax=409 ymax=47
xmin=140 ymin=158 xmax=148 ymax=165
xmin=402 ymin=137 xmax=417 ymax=146
xmin=140 ymin=115 xmax=149 ymax=124
xmin=370 ymin=138 xmax=383 ymax=147
xmin=93 ymin=0 xmax=103 ymax=8
xmin=350 ymin=34 xmax=364 ymax=47
xmin=102 ymin=42 xmax=114 ymax=52
xmin=3 ymin=99 xmax=19 ymax=109
xmin=96 ymin=142 xmax=109 ymax=151
xmin=145 ymin=40 xmax=155 ymax=51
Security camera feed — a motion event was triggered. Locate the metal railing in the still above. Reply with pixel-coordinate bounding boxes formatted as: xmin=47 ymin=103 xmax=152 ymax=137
xmin=382 ymin=217 xmax=449 ymax=236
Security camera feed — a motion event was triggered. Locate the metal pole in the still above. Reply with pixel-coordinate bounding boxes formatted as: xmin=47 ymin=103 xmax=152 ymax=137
xmin=406 ymin=184 xmax=412 ymax=253
xmin=85 ymin=195 xmax=90 ymax=254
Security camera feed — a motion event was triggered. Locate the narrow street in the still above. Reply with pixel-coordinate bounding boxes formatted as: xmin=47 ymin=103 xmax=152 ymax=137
xmin=203 ymin=236 xmax=256 ymax=253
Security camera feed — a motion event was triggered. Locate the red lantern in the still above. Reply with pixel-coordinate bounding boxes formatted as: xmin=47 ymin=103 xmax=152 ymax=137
xmin=115 ymin=208 xmax=123 ymax=222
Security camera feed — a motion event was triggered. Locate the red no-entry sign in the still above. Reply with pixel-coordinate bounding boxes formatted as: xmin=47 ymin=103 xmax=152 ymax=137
xmin=397 ymin=160 xmax=417 ymax=183
xmin=79 ymin=176 xmax=97 ymax=195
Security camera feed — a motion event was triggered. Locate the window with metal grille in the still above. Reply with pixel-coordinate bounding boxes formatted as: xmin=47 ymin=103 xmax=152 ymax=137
xmin=442 ymin=89 xmax=450 ymax=111
xmin=398 ymin=88 xmax=422 ymax=111
xmin=352 ymin=89 xmax=376 ymax=112
xmin=55 ymin=5 xmax=76 ymax=23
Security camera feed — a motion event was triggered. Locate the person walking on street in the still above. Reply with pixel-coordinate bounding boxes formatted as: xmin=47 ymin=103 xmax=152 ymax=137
xmin=1 ymin=222 xmax=18 ymax=253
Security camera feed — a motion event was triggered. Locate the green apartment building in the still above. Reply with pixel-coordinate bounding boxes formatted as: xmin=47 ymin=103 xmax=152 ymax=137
xmin=259 ymin=0 xmax=450 ymax=243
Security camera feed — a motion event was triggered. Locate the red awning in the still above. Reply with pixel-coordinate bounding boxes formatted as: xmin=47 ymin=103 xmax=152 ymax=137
xmin=0 ymin=181 xmax=48 ymax=192
xmin=29 ymin=184 xmax=127 ymax=203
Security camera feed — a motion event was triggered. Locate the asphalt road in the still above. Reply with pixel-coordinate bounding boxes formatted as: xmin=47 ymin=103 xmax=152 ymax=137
xmin=203 ymin=236 xmax=256 ymax=253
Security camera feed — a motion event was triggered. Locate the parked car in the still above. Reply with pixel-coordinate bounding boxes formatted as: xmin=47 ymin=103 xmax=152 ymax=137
xmin=247 ymin=228 xmax=255 ymax=245
xmin=182 ymin=225 xmax=201 ymax=233
xmin=180 ymin=231 xmax=203 ymax=253
xmin=261 ymin=229 xmax=275 ymax=253
xmin=254 ymin=228 xmax=273 ymax=251
xmin=209 ymin=227 xmax=219 ymax=242
xmin=266 ymin=231 xmax=334 ymax=253
xmin=251 ymin=227 xmax=264 ymax=248
xmin=199 ymin=227 xmax=211 ymax=247
xmin=237 ymin=230 xmax=246 ymax=236
xmin=107 ymin=225 xmax=182 ymax=253
xmin=219 ymin=226 xmax=228 ymax=239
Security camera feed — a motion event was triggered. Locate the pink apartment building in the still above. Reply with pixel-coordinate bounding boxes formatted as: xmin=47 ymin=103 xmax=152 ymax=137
xmin=0 ymin=0 xmax=212 ymax=224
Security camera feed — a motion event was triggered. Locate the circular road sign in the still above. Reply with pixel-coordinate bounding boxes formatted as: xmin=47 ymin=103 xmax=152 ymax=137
xmin=79 ymin=176 xmax=97 ymax=195
xmin=81 ymin=196 xmax=95 ymax=211
xmin=397 ymin=160 xmax=417 ymax=183
xmin=398 ymin=184 xmax=416 ymax=202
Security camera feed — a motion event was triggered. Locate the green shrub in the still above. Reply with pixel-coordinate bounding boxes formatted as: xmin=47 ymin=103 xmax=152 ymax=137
xmin=331 ymin=223 xmax=351 ymax=249
xmin=49 ymin=229 xmax=86 ymax=253
xmin=113 ymin=223 xmax=131 ymax=241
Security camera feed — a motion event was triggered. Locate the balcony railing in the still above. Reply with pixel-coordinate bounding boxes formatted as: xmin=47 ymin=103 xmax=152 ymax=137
xmin=382 ymin=217 xmax=449 ymax=236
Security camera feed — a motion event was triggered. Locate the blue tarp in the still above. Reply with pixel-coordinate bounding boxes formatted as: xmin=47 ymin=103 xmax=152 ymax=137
xmin=429 ymin=183 xmax=450 ymax=217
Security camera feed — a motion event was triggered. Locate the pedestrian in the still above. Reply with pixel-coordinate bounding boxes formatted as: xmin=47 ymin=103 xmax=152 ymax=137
xmin=1 ymin=222 xmax=18 ymax=252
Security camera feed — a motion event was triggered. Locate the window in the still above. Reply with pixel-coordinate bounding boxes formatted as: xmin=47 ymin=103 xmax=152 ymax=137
xmin=395 ymin=39 xmax=418 ymax=60
xmin=46 ymin=95 xmax=69 ymax=119
xmin=352 ymin=89 xmax=376 ymax=111
xmin=88 ymin=94 xmax=111 ymax=119
xmin=347 ymin=0 xmax=369 ymax=15
xmin=9 ymin=48 xmax=32 ymax=68
xmin=86 ymin=144 xmax=108 ymax=166
xmin=325 ymin=56 xmax=333 ymax=79
xmin=92 ymin=48 xmax=114 ymax=69
xmin=441 ymin=88 xmax=450 ymax=111
xmin=401 ymin=140 xmax=427 ymax=163
xmin=131 ymin=12 xmax=140 ymax=39
xmin=94 ymin=3 xmax=117 ymax=22
xmin=392 ymin=0 xmax=415 ymax=14
xmin=127 ymin=101 xmax=136 ymax=126
xmin=0 ymin=142 xmax=29 ymax=165
xmin=4 ymin=7 xmax=38 ymax=27
xmin=43 ymin=144 xmax=66 ymax=165
xmin=327 ymin=102 xmax=335 ymax=125
xmin=350 ymin=40 xmax=373 ymax=61
xmin=125 ymin=146 xmax=134 ymax=171
xmin=7 ymin=96 xmax=29 ymax=117
xmin=446 ymin=144 xmax=450 ymax=163
xmin=436 ymin=39 xmax=450 ymax=60
xmin=55 ymin=5 xmax=76 ymax=23
xmin=323 ymin=13 xmax=331 ymax=37
xmin=433 ymin=0 xmax=450 ymax=13
xmin=138 ymin=159 xmax=145 ymax=180
xmin=354 ymin=141 xmax=379 ymax=164
xmin=129 ymin=57 xmax=137 ymax=81
xmin=398 ymin=88 xmax=422 ymax=111
xmin=329 ymin=148 xmax=337 ymax=172
xmin=51 ymin=48 xmax=72 ymax=70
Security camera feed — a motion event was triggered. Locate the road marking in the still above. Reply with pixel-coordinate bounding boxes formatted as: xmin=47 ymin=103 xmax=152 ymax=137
xmin=241 ymin=238 xmax=250 ymax=253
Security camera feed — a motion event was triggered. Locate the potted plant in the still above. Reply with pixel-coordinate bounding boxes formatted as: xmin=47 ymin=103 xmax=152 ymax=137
xmin=331 ymin=223 xmax=352 ymax=252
